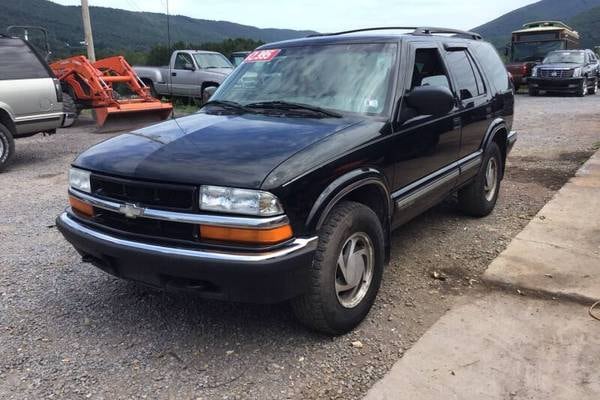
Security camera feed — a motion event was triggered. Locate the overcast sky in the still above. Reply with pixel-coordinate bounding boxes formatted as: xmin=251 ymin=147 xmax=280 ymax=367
xmin=49 ymin=0 xmax=540 ymax=32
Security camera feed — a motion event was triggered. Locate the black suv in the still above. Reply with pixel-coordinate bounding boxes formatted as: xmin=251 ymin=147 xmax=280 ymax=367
xmin=528 ymin=49 xmax=600 ymax=96
xmin=57 ymin=27 xmax=517 ymax=334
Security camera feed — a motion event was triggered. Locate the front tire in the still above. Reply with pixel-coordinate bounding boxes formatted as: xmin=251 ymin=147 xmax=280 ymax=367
xmin=577 ymin=78 xmax=588 ymax=97
xmin=291 ymin=201 xmax=385 ymax=335
xmin=458 ymin=141 xmax=503 ymax=217
xmin=0 ymin=122 xmax=16 ymax=172
xmin=589 ymin=79 xmax=598 ymax=95
xmin=528 ymin=86 xmax=539 ymax=96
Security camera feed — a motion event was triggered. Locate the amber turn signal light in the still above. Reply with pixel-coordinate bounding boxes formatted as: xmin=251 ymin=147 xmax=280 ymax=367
xmin=69 ymin=195 xmax=94 ymax=218
xmin=200 ymin=224 xmax=293 ymax=245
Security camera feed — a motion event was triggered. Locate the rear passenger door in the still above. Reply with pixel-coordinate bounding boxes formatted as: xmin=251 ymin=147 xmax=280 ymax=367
xmin=443 ymin=45 xmax=491 ymax=161
xmin=0 ymin=38 xmax=62 ymax=135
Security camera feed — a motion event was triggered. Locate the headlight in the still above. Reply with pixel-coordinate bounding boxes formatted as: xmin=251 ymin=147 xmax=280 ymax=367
xmin=69 ymin=167 xmax=91 ymax=193
xmin=573 ymin=68 xmax=582 ymax=77
xmin=200 ymin=185 xmax=284 ymax=217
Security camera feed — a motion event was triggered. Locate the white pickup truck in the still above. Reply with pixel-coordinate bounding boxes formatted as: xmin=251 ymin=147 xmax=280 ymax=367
xmin=134 ymin=50 xmax=234 ymax=102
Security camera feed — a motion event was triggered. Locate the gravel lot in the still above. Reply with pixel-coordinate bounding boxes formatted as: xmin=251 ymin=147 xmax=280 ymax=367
xmin=1 ymin=94 xmax=599 ymax=400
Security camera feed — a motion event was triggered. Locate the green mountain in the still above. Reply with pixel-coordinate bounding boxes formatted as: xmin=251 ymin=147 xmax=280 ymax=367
xmin=472 ymin=0 xmax=600 ymax=47
xmin=0 ymin=0 xmax=315 ymax=55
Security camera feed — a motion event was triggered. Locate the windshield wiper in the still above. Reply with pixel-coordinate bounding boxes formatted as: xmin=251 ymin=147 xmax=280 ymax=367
xmin=201 ymin=100 xmax=255 ymax=114
xmin=245 ymin=101 xmax=343 ymax=118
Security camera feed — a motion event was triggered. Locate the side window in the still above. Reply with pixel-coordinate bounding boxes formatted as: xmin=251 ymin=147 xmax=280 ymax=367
xmin=411 ymin=48 xmax=451 ymax=90
xmin=444 ymin=50 xmax=482 ymax=100
xmin=472 ymin=42 xmax=510 ymax=92
xmin=0 ymin=38 xmax=50 ymax=80
xmin=174 ymin=53 xmax=193 ymax=70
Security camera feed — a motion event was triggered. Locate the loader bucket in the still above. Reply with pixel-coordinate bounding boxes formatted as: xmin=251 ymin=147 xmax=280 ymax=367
xmin=93 ymin=101 xmax=173 ymax=133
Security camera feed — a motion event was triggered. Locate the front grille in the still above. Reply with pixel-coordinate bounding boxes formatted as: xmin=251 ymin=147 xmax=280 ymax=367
xmin=538 ymin=69 xmax=574 ymax=79
xmin=92 ymin=208 xmax=198 ymax=242
xmin=87 ymin=174 xmax=199 ymax=244
xmin=90 ymin=174 xmax=196 ymax=211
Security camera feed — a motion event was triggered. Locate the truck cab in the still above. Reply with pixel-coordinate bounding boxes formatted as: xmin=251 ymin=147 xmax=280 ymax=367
xmin=134 ymin=50 xmax=234 ymax=101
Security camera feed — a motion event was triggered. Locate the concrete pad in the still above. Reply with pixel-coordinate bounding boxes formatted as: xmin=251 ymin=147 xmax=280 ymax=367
xmin=484 ymin=150 xmax=600 ymax=303
xmin=364 ymin=293 xmax=600 ymax=400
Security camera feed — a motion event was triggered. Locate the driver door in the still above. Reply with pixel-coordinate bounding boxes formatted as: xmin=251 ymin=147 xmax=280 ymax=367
xmin=390 ymin=42 xmax=462 ymax=226
xmin=170 ymin=52 xmax=198 ymax=96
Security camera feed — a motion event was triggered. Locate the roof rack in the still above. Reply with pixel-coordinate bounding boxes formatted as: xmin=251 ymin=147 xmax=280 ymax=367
xmin=307 ymin=27 xmax=482 ymax=40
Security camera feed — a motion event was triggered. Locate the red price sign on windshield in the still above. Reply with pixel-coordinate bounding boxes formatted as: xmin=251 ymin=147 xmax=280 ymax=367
xmin=245 ymin=49 xmax=281 ymax=63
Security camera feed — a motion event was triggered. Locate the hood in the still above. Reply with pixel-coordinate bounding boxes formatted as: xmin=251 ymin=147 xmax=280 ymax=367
xmin=74 ymin=112 xmax=361 ymax=189
xmin=506 ymin=62 xmax=538 ymax=72
xmin=205 ymin=68 xmax=233 ymax=80
xmin=537 ymin=63 xmax=581 ymax=70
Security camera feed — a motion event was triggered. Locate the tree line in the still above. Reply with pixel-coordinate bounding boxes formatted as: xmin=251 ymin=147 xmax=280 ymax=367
xmin=93 ymin=38 xmax=264 ymax=66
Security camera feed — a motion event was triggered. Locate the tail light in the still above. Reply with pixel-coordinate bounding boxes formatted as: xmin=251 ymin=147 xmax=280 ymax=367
xmin=53 ymin=78 xmax=63 ymax=102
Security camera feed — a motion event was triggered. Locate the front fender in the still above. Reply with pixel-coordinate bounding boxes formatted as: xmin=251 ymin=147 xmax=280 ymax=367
xmin=306 ymin=168 xmax=392 ymax=231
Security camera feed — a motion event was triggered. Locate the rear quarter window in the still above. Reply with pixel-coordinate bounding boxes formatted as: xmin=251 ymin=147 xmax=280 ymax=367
xmin=0 ymin=38 xmax=51 ymax=80
xmin=472 ymin=42 xmax=510 ymax=92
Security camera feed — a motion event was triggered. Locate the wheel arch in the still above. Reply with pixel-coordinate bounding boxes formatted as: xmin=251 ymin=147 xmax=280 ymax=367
xmin=0 ymin=106 xmax=16 ymax=135
xmin=481 ymin=119 xmax=508 ymax=178
xmin=201 ymin=81 xmax=220 ymax=91
xmin=305 ymin=168 xmax=393 ymax=259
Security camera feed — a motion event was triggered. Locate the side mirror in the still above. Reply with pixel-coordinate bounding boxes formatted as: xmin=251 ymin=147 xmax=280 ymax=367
xmin=184 ymin=62 xmax=195 ymax=71
xmin=405 ymin=85 xmax=455 ymax=117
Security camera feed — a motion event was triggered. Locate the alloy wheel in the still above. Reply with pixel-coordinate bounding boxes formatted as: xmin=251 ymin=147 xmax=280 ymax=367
xmin=484 ymin=157 xmax=498 ymax=202
xmin=335 ymin=232 xmax=375 ymax=309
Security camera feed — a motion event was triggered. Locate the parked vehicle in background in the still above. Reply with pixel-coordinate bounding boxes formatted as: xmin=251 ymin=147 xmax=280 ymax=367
xmin=529 ymin=49 xmax=599 ymax=96
xmin=57 ymin=27 xmax=517 ymax=335
xmin=230 ymin=51 xmax=251 ymax=67
xmin=134 ymin=50 xmax=234 ymax=102
xmin=0 ymin=35 xmax=65 ymax=171
xmin=506 ymin=21 xmax=580 ymax=91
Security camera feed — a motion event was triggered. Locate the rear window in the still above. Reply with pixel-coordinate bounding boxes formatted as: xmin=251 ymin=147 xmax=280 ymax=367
xmin=472 ymin=42 xmax=510 ymax=92
xmin=0 ymin=38 xmax=51 ymax=80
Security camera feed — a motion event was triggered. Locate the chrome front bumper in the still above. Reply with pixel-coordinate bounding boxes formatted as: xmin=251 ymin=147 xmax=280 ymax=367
xmin=57 ymin=212 xmax=318 ymax=303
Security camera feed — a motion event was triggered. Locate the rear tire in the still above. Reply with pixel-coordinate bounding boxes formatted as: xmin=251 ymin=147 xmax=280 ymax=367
xmin=291 ymin=201 xmax=385 ymax=335
xmin=61 ymin=92 xmax=78 ymax=127
xmin=458 ymin=141 xmax=503 ymax=217
xmin=201 ymin=85 xmax=218 ymax=105
xmin=0 ymin=122 xmax=15 ymax=172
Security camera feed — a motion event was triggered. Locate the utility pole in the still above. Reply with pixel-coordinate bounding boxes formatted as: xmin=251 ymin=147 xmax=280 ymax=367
xmin=81 ymin=0 xmax=96 ymax=61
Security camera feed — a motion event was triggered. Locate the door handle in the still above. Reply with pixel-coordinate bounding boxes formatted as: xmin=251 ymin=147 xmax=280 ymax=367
xmin=452 ymin=117 xmax=462 ymax=129
xmin=171 ymin=72 xmax=177 ymax=77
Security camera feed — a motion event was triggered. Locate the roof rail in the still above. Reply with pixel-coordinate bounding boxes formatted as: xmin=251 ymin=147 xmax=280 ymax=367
xmin=307 ymin=26 xmax=482 ymax=40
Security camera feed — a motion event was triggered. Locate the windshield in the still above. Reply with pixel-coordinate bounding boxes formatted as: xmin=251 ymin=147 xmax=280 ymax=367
xmin=511 ymin=41 xmax=565 ymax=62
xmin=231 ymin=55 xmax=247 ymax=67
xmin=212 ymin=43 xmax=398 ymax=116
xmin=543 ymin=51 xmax=585 ymax=64
xmin=193 ymin=53 xmax=233 ymax=69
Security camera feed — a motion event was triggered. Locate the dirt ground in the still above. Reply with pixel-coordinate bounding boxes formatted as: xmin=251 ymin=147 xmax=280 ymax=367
xmin=1 ymin=94 xmax=599 ymax=400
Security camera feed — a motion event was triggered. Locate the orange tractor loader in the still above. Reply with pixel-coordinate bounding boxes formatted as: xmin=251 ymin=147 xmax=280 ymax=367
xmin=50 ymin=55 xmax=173 ymax=129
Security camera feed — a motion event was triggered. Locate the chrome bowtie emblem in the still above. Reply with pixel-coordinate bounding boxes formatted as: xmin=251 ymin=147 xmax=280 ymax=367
xmin=551 ymin=71 xmax=558 ymax=77
xmin=119 ymin=203 xmax=144 ymax=219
